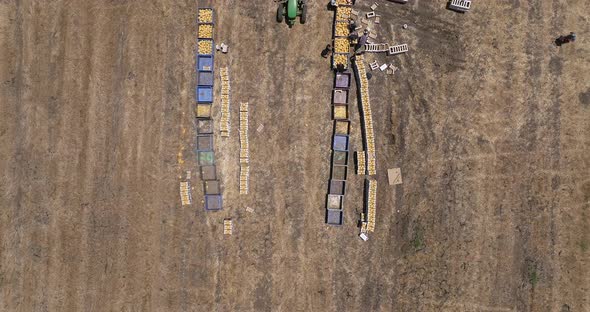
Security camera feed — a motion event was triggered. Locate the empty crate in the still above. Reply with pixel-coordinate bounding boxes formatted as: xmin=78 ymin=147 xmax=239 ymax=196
xmin=198 ymin=151 xmax=215 ymax=166
xmin=329 ymin=180 xmax=346 ymax=195
xmin=196 ymin=135 xmax=213 ymax=151
xmin=331 ymin=165 xmax=348 ymax=180
xmin=204 ymin=180 xmax=221 ymax=195
xmin=197 ymin=86 xmax=213 ymax=103
xmin=197 ymin=55 xmax=214 ymax=71
xmin=327 ymin=194 xmax=343 ymax=209
xmin=333 ymin=135 xmax=349 ymax=151
xmin=326 ymin=209 xmax=343 ymax=225
xmin=201 ymin=165 xmax=217 ymax=181
xmin=197 ymin=119 xmax=213 ymax=134
xmin=332 ymin=89 xmax=349 ymax=105
xmin=205 ymin=194 xmax=222 ymax=210
xmin=332 ymin=151 xmax=348 ymax=166
xmin=335 ymin=72 xmax=351 ymax=89
xmin=198 ymin=71 xmax=214 ymax=86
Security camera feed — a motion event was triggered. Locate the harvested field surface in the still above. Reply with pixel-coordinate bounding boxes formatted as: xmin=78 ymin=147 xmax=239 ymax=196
xmin=0 ymin=0 xmax=588 ymax=311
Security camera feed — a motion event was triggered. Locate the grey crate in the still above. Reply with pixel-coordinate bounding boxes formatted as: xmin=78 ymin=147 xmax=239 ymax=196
xmin=326 ymin=209 xmax=343 ymax=225
xmin=201 ymin=165 xmax=217 ymax=181
xmin=329 ymin=180 xmax=346 ymax=196
xmin=204 ymin=180 xmax=221 ymax=195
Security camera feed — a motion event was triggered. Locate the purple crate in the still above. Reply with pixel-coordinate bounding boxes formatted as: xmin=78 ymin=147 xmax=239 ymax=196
xmin=335 ymin=72 xmax=351 ymax=89
xmin=333 ymin=135 xmax=349 ymax=151
xmin=205 ymin=194 xmax=222 ymax=210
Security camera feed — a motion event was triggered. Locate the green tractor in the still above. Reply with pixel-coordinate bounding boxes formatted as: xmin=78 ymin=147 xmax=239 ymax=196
xmin=276 ymin=0 xmax=307 ymax=27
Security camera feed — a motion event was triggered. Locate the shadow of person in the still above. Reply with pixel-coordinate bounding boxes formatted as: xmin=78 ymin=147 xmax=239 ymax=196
xmin=555 ymin=37 xmax=564 ymax=46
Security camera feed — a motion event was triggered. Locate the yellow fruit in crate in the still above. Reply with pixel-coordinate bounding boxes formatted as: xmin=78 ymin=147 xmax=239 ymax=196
xmin=198 ymin=24 xmax=213 ymax=38
xmin=198 ymin=40 xmax=212 ymax=54
xmin=334 ymin=38 xmax=349 ymax=53
xmin=336 ymin=6 xmax=352 ymax=20
xmin=334 ymin=22 xmax=349 ymax=37
xmin=198 ymin=9 xmax=213 ymax=23
xmin=333 ymin=54 xmax=348 ymax=67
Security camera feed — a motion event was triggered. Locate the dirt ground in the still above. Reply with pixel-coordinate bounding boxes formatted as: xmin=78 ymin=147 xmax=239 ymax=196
xmin=1 ymin=0 xmax=589 ymax=311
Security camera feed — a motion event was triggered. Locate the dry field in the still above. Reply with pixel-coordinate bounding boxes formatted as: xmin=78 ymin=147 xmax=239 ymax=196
xmin=0 ymin=0 xmax=588 ymax=311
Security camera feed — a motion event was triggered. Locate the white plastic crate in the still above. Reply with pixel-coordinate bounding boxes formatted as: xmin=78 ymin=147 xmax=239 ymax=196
xmin=449 ymin=0 xmax=471 ymax=12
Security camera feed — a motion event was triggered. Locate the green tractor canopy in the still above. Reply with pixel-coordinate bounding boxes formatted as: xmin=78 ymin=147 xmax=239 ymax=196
xmin=277 ymin=0 xmax=307 ymax=26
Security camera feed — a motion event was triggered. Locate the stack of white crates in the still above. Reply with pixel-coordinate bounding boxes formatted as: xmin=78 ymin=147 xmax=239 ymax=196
xmin=220 ymin=67 xmax=230 ymax=137
xmin=179 ymin=181 xmax=192 ymax=205
xmin=354 ymin=55 xmax=376 ymax=175
xmin=366 ymin=179 xmax=377 ymax=232
xmin=239 ymin=102 xmax=249 ymax=194
xmin=223 ymin=219 xmax=233 ymax=235
xmin=356 ymin=151 xmax=365 ymax=175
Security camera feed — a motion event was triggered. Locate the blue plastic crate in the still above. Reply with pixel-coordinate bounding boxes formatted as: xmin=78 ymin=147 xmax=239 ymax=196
xmin=197 ymin=55 xmax=214 ymax=71
xmin=205 ymin=194 xmax=223 ymax=211
xmin=196 ymin=86 xmax=213 ymax=103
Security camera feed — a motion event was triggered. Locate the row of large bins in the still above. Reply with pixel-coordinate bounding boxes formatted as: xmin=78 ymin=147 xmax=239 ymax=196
xmin=197 ymin=7 xmax=215 ymax=107
xmin=332 ymin=4 xmax=352 ymax=70
xmin=196 ymin=8 xmax=222 ymax=211
xmin=326 ymin=120 xmax=350 ymax=226
xmin=332 ymin=72 xmax=351 ymax=120
xmin=326 ymin=70 xmax=352 ymax=226
xmin=326 ymin=2 xmax=355 ymax=225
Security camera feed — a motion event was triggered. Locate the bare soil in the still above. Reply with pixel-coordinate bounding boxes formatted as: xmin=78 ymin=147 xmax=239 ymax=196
xmin=0 ymin=0 xmax=588 ymax=311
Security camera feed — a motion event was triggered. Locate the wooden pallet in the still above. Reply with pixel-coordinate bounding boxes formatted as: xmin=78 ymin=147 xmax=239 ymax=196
xmin=365 ymin=43 xmax=389 ymax=53
xmin=388 ymin=44 xmax=408 ymax=55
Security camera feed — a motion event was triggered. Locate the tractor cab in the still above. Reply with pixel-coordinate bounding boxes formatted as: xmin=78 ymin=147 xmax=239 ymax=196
xmin=277 ymin=0 xmax=307 ymax=27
